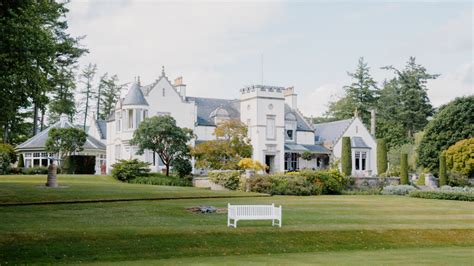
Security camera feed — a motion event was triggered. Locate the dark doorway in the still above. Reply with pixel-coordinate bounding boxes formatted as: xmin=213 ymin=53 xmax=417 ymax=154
xmin=265 ymin=155 xmax=275 ymax=174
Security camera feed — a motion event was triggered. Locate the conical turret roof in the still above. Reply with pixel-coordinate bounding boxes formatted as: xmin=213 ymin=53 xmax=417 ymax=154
xmin=122 ymin=82 xmax=149 ymax=106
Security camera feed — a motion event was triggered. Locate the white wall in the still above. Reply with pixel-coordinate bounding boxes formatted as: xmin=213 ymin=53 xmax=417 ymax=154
xmin=296 ymin=131 xmax=314 ymax=145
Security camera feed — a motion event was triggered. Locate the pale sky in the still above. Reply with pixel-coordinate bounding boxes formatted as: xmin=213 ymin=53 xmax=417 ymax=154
xmin=67 ymin=0 xmax=473 ymax=117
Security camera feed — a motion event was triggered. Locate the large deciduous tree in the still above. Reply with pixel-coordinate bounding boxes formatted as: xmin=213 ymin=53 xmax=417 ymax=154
xmin=0 ymin=1 xmax=86 ymax=142
xmin=192 ymin=120 xmax=252 ymax=170
xmin=417 ymin=96 xmax=474 ymax=173
xmin=130 ymin=115 xmax=194 ymax=176
xmin=45 ymin=127 xmax=87 ymax=160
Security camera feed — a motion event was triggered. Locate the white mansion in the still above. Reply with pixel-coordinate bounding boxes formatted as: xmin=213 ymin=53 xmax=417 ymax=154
xmin=101 ymin=68 xmax=378 ymax=176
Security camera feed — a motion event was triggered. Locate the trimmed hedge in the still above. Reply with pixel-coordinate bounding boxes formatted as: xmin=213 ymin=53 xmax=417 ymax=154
xmin=128 ymin=174 xmax=192 ymax=187
xmin=341 ymin=137 xmax=352 ymax=176
xmin=439 ymin=154 xmax=447 ymax=186
xmin=377 ymin=139 xmax=388 ymax=175
xmin=409 ymin=190 xmax=474 ymax=202
xmin=400 ymin=153 xmax=408 ymax=185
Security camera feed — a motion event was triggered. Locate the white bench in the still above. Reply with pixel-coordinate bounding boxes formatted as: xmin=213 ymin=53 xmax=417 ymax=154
xmin=227 ymin=203 xmax=282 ymax=228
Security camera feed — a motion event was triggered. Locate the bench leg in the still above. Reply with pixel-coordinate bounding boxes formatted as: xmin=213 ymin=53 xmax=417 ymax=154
xmin=272 ymin=219 xmax=275 ymax=226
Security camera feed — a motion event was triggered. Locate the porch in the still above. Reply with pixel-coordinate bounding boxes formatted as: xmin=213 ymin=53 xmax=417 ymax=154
xmin=284 ymin=144 xmax=331 ymax=172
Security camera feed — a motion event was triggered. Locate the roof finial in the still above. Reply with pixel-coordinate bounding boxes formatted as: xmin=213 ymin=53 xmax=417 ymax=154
xmin=137 ymin=75 xmax=141 ymax=85
xmin=354 ymin=108 xmax=359 ymax=117
xmin=161 ymin=66 xmax=165 ymax=76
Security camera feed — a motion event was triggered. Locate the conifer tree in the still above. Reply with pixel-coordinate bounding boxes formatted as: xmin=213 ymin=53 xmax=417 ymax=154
xmin=341 ymin=137 xmax=352 ymax=176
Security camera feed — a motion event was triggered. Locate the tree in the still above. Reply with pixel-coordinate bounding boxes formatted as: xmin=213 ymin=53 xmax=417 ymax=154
xmin=0 ymin=1 xmax=86 ymax=141
xmin=17 ymin=154 xmax=24 ymax=168
xmin=439 ymin=154 xmax=447 ymax=187
xmin=130 ymin=115 xmax=193 ymax=176
xmin=98 ymin=74 xmax=124 ymax=120
xmin=381 ymin=57 xmax=438 ymax=139
xmin=45 ymin=127 xmax=87 ymax=161
xmin=444 ymin=138 xmax=474 ymax=178
xmin=418 ymin=96 xmax=474 ymax=173
xmin=78 ymin=63 xmax=97 ymax=130
xmin=327 ymin=57 xmax=379 ymax=125
xmin=400 ymin=153 xmax=408 ymax=185
xmin=48 ymin=67 xmax=77 ymax=124
xmin=341 ymin=137 xmax=352 ymax=176
xmin=377 ymin=139 xmax=387 ymax=175
xmin=192 ymin=120 xmax=252 ymax=170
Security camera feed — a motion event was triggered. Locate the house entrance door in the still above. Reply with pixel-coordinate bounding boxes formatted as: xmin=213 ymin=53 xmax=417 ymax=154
xmin=265 ymin=155 xmax=275 ymax=174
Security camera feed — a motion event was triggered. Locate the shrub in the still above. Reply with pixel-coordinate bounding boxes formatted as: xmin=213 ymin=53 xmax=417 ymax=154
xmin=447 ymin=171 xmax=471 ymax=187
xmin=62 ymin=155 xmax=96 ymax=174
xmin=377 ymin=139 xmax=388 ymax=175
xmin=400 ymin=153 xmax=408 ymax=184
xmin=409 ymin=190 xmax=474 ymax=202
xmin=416 ymin=172 xmax=425 ymax=186
xmin=439 ymin=185 xmax=474 ymax=193
xmin=341 ymin=137 xmax=352 ymax=176
xmin=0 ymin=152 xmax=10 ymax=174
xmin=382 ymin=185 xmax=417 ymax=195
xmin=8 ymin=167 xmax=23 ymax=174
xmin=171 ymin=158 xmax=192 ymax=177
xmin=23 ymin=166 xmax=48 ymax=175
xmin=209 ymin=171 xmax=241 ymax=190
xmin=129 ymin=174 xmax=192 ymax=187
xmin=17 ymin=154 xmax=24 ymax=168
xmin=111 ymin=159 xmax=150 ymax=181
xmin=0 ymin=143 xmax=17 ymax=164
xmin=444 ymin=138 xmax=473 ymax=178
xmin=439 ymin=154 xmax=447 ymax=186
xmin=237 ymin=158 xmax=266 ymax=171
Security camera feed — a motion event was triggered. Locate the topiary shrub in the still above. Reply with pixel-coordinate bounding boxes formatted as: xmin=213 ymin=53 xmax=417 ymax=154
xmin=377 ymin=139 xmax=388 ymax=175
xmin=17 ymin=154 xmax=24 ymax=168
xmin=439 ymin=153 xmax=447 ymax=187
xmin=62 ymin=155 xmax=96 ymax=174
xmin=400 ymin=153 xmax=408 ymax=184
xmin=112 ymin=159 xmax=151 ymax=182
xmin=444 ymin=138 xmax=473 ymax=178
xmin=171 ymin=158 xmax=192 ymax=178
xmin=341 ymin=137 xmax=352 ymax=176
xmin=209 ymin=171 xmax=241 ymax=190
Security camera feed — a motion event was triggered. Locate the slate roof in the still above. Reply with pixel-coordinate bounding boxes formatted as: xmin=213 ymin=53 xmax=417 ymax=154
xmin=284 ymin=144 xmax=331 ymax=154
xmin=284 ymin=105 xmax=313 ymax=132
xmin=96 ymin=120 xmax=107 ymax=139
xmin=351 ymin=136 xmax=371 ymax=149
xmin=186 ymin=97 xmax=240 ymax=126
xmin=122 ymin=82 xmax=149 ymax=106
xmin=313 ymin=118 xmax=353 ymax=143
xmin=16 ymin=119 xmax=106 ymax=151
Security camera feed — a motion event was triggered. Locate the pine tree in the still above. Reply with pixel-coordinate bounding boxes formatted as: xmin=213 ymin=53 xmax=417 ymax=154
xmin=400 ymin=153 xmax=408 ymax=185
xmin=99 ymin=74 xmax=124 ymax=120
xmin=327 ymin=57 xmax=378 ymax=125
xmin=341 ymin=137 xmax=352 ymax=176
xmin=48 ymin=67 xmax=77 ymax=124
xmin=78 ymin=63 xmax=97 ymax=130
xmin=377 ymin=139 xmax=388 ymax=175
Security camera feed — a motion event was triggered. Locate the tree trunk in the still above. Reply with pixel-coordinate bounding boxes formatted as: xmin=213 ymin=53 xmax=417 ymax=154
xmin=32 ymin=102 xmax=38 ymax=136
xmin=3 ymin=123 xmax=8 ymax=143
xmin=84 ymin=90 xmax=89 ymax=131
xmin=165 ymin=164 xmax=170 ymax=176
xmin=40 ymin=107 xmax=45 ymax=131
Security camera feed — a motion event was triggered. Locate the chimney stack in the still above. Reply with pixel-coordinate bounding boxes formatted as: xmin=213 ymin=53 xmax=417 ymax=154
xmin=174 ymin=76 xmax=186 ymax=100
xmin=284 ymin=87 xmax=297 ymax=109
xmin=370 ymin=109 xmax=376 ymax=136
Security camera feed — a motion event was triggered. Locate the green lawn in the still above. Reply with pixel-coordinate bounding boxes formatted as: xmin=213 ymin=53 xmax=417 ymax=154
xmin=0 ymin=175 xmax=263 ymax=205
xmin=0 ymin=175 xmax=473 ymax=264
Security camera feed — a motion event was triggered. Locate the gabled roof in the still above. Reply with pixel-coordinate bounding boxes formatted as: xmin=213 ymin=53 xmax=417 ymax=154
xmin=16 ymin=116 xmax=106 ymax=151
xmin=313 ymin=118 xmax=353 ymax=143
xmin=284 ymin=144 xmax=331 ymax=154
xmin=122 ymin=82 xmax=149 ymax=106
xmin=186 ymin=97 xmax=240 ymax=126
xmin=285 ymin=105 xmax=313 ymax=132
xmin=95 ymin=120 xmax=107 ymax=139
xmin=351 ymin=136 xmax=371 ymax=149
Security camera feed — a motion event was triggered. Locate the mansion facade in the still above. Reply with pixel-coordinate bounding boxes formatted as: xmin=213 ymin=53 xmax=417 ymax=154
xmin=103 ymin=68 xmax=378 ymax=176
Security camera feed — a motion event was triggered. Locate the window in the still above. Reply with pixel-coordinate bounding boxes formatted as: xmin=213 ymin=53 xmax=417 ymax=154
xmin=116 ymin=111 xmax=122 ymax=131
xmin=284 ymin=153 xmax=299 ymax=171
xmin=115 ymin=145 xmax=121 ymax=160
xmin=354 ymin=151 xmax=367 ymax=171
xmin=25 ymin=153 xmax=31 ymax=158
xmin=128 ymin=109 xmax=134 ymax=129
xmin=286 ymin=129 xmax=294 ymax=141
xmin=285 ymin=113 xmax=297 ymax=142
xmin=162 ymin=88 xmax=165 ymax=97
xmin=136 ymin=109 xmax=142 ymax=127
xmin=266 ymin=115 xmax=276 ymax=140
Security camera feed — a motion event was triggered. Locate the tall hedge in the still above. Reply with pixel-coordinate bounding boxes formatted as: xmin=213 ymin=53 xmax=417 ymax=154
xmin=341 ymin=137 xmax=352 ymax=176
xmin=377 ymin=139 xmax=388 ymax=175
xmin=439 ymin=154 xmax=447 ymax=187
xmin=400 ymin=153 xmax=408 ymax=185
xmin=17 ymin=154 xmax=24 ymax=168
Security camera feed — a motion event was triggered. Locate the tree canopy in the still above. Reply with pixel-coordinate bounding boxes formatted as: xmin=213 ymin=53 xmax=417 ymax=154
xmin=130 ymin=115 xmax=194 ymax=176
xmin=45 ymin=127 xmax=87 ymax=160
xmin=418 ymin=96 xmax=474 ymax=173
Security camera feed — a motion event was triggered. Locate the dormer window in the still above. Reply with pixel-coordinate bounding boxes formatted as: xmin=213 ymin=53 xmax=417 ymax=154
xmin=285 ymin=113 xmax=297 ymax=142
xmin=210 ymin=107 xmax=229 ymax=125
